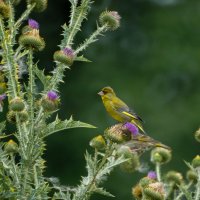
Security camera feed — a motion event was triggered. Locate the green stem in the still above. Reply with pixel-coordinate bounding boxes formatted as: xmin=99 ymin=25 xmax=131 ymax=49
xmin=175 ymin=182 xmax=192 ymax=200
xmin=156 ymin=163 xmax=161 ymax=182
xmin=21 ymin=166 xmax=29 ymax=198
xmin=195 ymin=168 xmax=200 ymax=200
xmin=14 ymin=3 xmax=35 ymax=30
xmin=65 ymin=0 xmax=89 ymax=46
xmin=10 ymin=154 xmax=20 ymax=186
xmin=0 ymin=18 xmax=17 ymax=98
xmin=83 ymin=145 xmax=114 ymax=200
xmin=28 ymin=49 xmax=34 ymax=136
xmin=33 ymin=164 xmax=41 ymax=199
xmin=74 ymin=24 xmax=108 ymax=54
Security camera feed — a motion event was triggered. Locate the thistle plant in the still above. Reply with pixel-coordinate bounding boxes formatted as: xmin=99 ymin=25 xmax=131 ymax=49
xmin=1 ymin=0 xmax=198 ymax=200
xmin=0 ymin=0 xmax=126 ymax=199
xmin=131 ymin=129 xmax=200 ymax=200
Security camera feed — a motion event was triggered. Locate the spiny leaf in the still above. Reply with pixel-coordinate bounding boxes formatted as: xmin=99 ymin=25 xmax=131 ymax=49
xmin=93 ymin=187 xmax=115 ymax=197
xmin=34 ymin=66 xmax=50 ymax=90
xmin=74 ymin=55 xmax=91 ymax=62
xmin=42 ymin=116 xmax=96 ymax=138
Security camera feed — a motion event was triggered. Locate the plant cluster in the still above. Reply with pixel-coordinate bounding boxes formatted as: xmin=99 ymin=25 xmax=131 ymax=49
xmin=0 ymin=0 xmax=199 ymax=200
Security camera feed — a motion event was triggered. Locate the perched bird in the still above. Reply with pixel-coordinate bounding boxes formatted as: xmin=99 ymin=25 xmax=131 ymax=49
xmin=98 ymin=86 xmax=145 ymax=133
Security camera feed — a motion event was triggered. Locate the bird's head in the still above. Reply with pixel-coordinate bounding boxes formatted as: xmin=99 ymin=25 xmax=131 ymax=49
xmin=98 ymin=86 xmax=116 ymax=99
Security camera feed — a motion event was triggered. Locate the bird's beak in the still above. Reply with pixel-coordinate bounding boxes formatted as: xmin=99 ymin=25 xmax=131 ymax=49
xmin=98 ymin=91 xmax=104 ymax=96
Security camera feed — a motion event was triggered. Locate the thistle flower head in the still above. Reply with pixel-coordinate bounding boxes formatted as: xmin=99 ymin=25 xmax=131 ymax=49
xmin=147 ymin=171 xmax=157 ymax=180
xmin=47 ymin=91 xmax=58 ymax=101
xmin=124 ymin=122 xmax=139 ymax=136
xmin=53 ymin=47 xmax=75 ymax=66
xmin=151 ymin=147 xmax=172 ymax=164
xmin=90 ymin=135 xmax=106 ymax=150
xmin=99 ymin=10 xmax=121 ymax=31
xmin=105 ymin=123 xmax=132 ymax=143
xmin=0 ymin=93 xmax=6 ymax=101
xmin=4 ymin=139 xmax=18 ymax=154
xmin=194 ymin=128 xmax=200 ymax=143
xmin=165 ymin=171 xmax=183 ymax=186
xmin=192 ymin=155 xmax=200 ymax=168
xmin=28 ymin=19 xmax=39 ymax=29
xmin=143 ymin=182 xmax=165 ymax=200
xmin=63 ymin=47 xmax=74 ymax=57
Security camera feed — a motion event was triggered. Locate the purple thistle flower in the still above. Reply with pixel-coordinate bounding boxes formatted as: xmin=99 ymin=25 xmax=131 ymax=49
xmin=28 ymin=19 xmax=39 ymax=29
xmin=63 ymin=47 xmax=74 ymax=57
xmin=0 ymin=94 xmax=6 ymax=101
xmin=47 ymin=91 xmax=58 ymax=101
xmin=147 ymin=171 xmax=157 ymax=180
xmin=124 ymin=122 xmax=139 ymax=136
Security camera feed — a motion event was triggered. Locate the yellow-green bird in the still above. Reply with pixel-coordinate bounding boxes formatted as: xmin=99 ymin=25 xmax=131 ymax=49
xmin=98 ymin=86 xmax=145 ymax=133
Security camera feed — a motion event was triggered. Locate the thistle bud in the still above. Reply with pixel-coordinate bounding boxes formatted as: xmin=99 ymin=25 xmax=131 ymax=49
xmin=143 ymin=182 xmax=165 ymax=200
xmin=18 ymin=110 xmax=29 ymax=122
xmin=165 ymin=171 xmax=183 ymax=187
xmin=53 ymin=47 xmax=75 ymax=66
xmin=99 ymin=11 xmax=121 ymax=31
xmin=0 ymin=82 xmax=6 ymax=94
xmin=151 ymin=147 xmax=172 ymax=164
xmin=27 ymin=0 xmax=47 ymax=12
xmin=132 ymin=184 xmax=143 ymax=200
xmin=0 ymin=0 xmax=10 ymax=18
xmin=4 ymin=140 xmax=18 ymax=154
xmin=192 ymin=155 xmax=200 ymax=168
xmin=89 ymin=135 xmax=106 ymax=150
xmin=9 ymin=97 xmax=25 ymax=112
xmin=7 ymin=111 xmax=16 ymax=123
xmin=105 ymin=123 xmax=132 ymax=143
xmin=41 ymin=91 xmax=59 ymax=112
xmin=19 ymin=19 xmax=45 ymax=51
xmin=139 ymin=177 xmax=155 ymax=189
xmin=117 ymin=145 xmax=140 ymax=173
xmin=194 ymin=128 xmax=200 ymax=143
xmin=186 ymin=170 xmax=198 ymax=183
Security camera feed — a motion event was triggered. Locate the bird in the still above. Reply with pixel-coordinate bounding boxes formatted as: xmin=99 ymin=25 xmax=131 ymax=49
xmin=98 ymin=86 xmax=145 ymax=133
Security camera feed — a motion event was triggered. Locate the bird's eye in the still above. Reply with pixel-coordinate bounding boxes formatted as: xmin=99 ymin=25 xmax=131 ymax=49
xmin=103 ymin=90 xmax=107 ymax=94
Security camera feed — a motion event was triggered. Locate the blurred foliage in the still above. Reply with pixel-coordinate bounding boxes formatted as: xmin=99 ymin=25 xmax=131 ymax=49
xmin=10 ymin=0 xmax=200 ymax=199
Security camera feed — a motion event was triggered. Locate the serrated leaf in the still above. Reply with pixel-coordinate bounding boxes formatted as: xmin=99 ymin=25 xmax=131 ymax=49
xmin=42 ymin=116 xmax=96 ymax=138
xmin=178 ymin=184 xmax=193 ymax=200
xmin=74 ymin=55 xmax=92 ymax=62
xmin=94 ymin=187 xmax=114 ymax=197
xmin=34 ymin=66 xmax=50 ymax=89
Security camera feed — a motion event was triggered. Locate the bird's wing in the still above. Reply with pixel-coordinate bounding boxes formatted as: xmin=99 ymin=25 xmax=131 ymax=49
xmin=111 ymin=97 xmax=144 ymax=122
xmin=122 ymin=110 xmax=144 ymax=122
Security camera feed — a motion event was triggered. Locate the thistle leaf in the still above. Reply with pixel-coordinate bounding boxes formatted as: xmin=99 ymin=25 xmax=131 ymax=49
xmin=74 ymin=55 xmax=91 ymax=62
xmin=93 ymin=187 xmax=115 ymax=197
xmin=42 ymin=116 xmax=96 ymax=138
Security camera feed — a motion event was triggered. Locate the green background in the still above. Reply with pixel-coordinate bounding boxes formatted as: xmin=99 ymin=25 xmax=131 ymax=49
xmin=8 ymin=0 xmax=200 ymax=199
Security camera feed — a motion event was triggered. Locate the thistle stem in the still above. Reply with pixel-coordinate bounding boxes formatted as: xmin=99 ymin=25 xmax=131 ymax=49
xmin=155 ymin=163 xmax=161 ymax=182
xmin=28 ymin=49 xmax=34 ymax=136
xmin=195 ymin=168 xmax=200 ymax=200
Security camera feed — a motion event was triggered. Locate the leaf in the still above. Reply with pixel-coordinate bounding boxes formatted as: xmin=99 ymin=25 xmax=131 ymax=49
xmin=74 ymin=55 xmax=91 ymax=62
xmin=34 ymin=66 xmax=50 ymax=89
xmin=178 ymin=184 xmax=193 ymax=200
xmin=42 ymin=116 xmax=96 ymax=138
xmin=93 ymin=187 xmax=115 ymax=197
